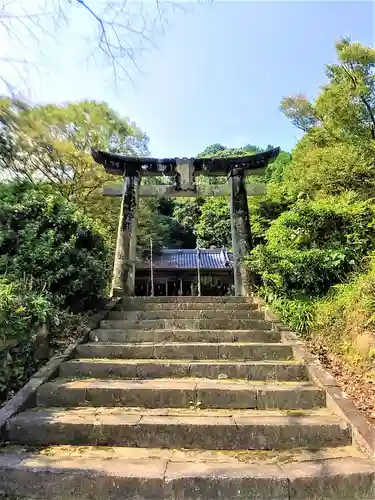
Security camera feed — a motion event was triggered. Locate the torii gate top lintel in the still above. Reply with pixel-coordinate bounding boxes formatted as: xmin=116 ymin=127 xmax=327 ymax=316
xmin=91 ymin=147 xmax=280 ymax=178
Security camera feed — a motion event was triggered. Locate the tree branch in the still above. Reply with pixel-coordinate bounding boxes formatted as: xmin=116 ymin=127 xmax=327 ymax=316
xmin=342 ymin=63 xmax=375 ymax=141
xmin=0 ymin=0 xmax=178 ymax=88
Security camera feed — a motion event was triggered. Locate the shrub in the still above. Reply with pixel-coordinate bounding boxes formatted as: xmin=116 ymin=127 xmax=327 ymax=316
xmin=313 ymin=255 xmax=375 ymax=367
xmin=282 ymin=142 xmax=375 ymax=201
xmin=250 ymin=198 xmax=291 ymax=246
xmin=0 ymin=278 xmax=53 ymax=402
xmin=0 ymin=278 xmax=52 ymax=345
xmin=0 ymin=182 xmax=111 ymax=404
xmin=269 ymin=296 xmax=316 ymax=336
xmin=247 ymin=194 xmax=375 ymax=299
xmin=0 ymin=182 xmax=111 ymax=311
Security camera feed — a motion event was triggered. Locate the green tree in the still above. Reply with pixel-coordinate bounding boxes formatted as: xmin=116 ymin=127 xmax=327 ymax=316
xmin=0 ymin=181 xmax=110 ymax=310
xmin=248 ymin=194 xmax=375 ymax=300
xmin=319 ymin=38 xmax=375 ymax=143
xmin=250 ymin=39 xmax=375 ymax=358
xmin=204 ymin=146 xmax=262 ymax=159
xmin=280 ymin=94 xmax=319 ymax=132
xmin=0 ymin=99 xmax=149 ymax=248
xmin=278 ymin=39 xmax=375 ymax=201
xmin=173 ymin=198 xmax=204 ymax=243
xmin=137 ymin=196 xmax=196 ymax=254
xmin=190 ymin=143 xmax=266 ymax=248
xmin=1 ymin=99 xmax=148 ymax=189
xmin=196 ymin=197 xmax=231 ymax=248
xmin=265 ymin=151 xmax=292 ymax=184
xmin=197 ymin=144 xmax=226 ymax=157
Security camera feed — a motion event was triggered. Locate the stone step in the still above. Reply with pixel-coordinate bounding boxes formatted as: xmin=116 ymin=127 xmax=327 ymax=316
xmin=60 ymin=358 xmax=309 ymax=381
xmin=0 ymin=445 xmax=373 ymax=499
xmin=121 ymin=302 xmax=259 ymax=311
xmin=121 ymin=296 xmax=251 ymax=303
xmin=36 ymin=378 xmax=326 ymax=409
xmin=90 ymin=328 xmax=281 ymax=343
xmin=76 ymin=341 xmax=294 ymax=361
xmin=100 ymin=318 xmax=273 ymax=330
xmin=108 ymin=309 xmax=265 ymax=320
xmin=7 ymin=407 xmax=351 ymax=450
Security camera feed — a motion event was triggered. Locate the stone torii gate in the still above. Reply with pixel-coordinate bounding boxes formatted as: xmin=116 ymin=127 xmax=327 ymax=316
xmin=92 ymin=147 xmax=280 ymax=297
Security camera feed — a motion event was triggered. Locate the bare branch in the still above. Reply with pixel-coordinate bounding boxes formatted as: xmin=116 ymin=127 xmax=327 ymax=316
xmin=73 ymin=0 xmax=149 ymax=80
xmin=0 ymin=0 xmax=182 ymax=89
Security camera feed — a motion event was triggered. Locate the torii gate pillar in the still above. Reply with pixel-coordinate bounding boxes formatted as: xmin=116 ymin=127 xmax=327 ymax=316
xmin=111 ymin=174 xmax=139 ymax=297
xmin=229 ymin=168 xmax=253 ymax=296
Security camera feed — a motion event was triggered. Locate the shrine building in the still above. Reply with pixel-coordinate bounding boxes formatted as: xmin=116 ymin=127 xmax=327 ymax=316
xmin=134 ymin=248 xmax=233 ymax=296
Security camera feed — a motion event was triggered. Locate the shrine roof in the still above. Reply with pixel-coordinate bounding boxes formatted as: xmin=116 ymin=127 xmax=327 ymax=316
xmin=92 ymin=147 xmax=280 ymax=176
xmin=137 ymin=248 xmax=233 ymax=270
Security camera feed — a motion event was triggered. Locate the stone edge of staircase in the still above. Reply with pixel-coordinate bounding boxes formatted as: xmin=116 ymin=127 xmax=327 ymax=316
xmin=252 ymin=295 xmax=375 ymax=458
xmin=0 ymin=297 xmax=120 ymax=440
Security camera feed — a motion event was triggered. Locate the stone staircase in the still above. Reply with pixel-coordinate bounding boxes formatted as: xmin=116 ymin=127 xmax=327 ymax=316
xmin=1 ymin=296 xmax=374 ymax=499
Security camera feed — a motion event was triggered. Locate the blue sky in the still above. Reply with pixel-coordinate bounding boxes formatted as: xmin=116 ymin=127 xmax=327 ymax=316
xmin=1 ymin=1 xmax=374 ymax=157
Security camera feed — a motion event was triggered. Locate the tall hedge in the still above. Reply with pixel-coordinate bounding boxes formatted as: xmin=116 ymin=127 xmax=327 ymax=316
xmin=247 ymin=195 xmax=375 ymax=300
xmin=0 ymin=182 xmax=111 ymax=403
xmin=0 ymin=182 xmax=111 ymax=311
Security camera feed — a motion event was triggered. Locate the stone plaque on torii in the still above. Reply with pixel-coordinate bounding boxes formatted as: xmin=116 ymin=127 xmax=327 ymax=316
xmin=92 ymin=147 xmax=280 ymax=297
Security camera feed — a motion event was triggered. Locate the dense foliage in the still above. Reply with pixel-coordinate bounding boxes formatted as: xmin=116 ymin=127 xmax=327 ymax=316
xmin=0 ymin=278 xmax=53 ymax=401
xmin=246 ymin=39 xmax=375 ymax=373
xmin=0 ymin=99 xmax=149 ymax=249
xmin=166 ymin=143 xmax=280 ymax=249
xmin=0 ymin=182 xmax=110 ymax=402
xmin=249 ymin=195 xmax=375 ymax=299
xmin=0 ymin=182 xmax=110 ymax=310
xmin=136 ymin=144 xmax=276 ymax=252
